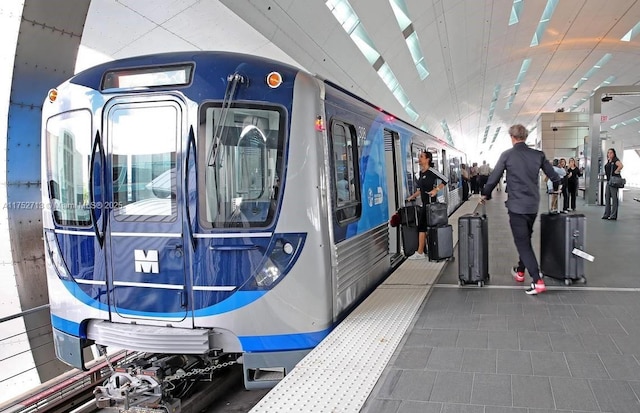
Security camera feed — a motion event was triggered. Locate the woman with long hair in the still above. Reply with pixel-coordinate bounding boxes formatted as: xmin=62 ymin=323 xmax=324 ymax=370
xmin=566 ymin=158 xmax=582 ymax=211
xmin=602 ymin=148 xmax=624 ymax=220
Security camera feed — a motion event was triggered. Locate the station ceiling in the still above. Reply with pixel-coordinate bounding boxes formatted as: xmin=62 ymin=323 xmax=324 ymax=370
xmin=79 ymin=0 xmax=640 ymax=158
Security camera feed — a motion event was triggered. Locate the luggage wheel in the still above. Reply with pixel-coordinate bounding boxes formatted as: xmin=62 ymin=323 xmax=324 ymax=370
xmin=458 ymin=280 xmax=465 ymax=286
xmin=477 ymin=281 xmax=484 ymax=287
xmin=577 ymin=276 xmax=587 ymax=284
xmin=564 ymin=279 xmax=572 ymax=286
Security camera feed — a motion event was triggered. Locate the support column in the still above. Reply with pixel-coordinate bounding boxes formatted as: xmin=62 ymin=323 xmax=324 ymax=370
xmin=2 ymin=0 xmax=90 ymax=395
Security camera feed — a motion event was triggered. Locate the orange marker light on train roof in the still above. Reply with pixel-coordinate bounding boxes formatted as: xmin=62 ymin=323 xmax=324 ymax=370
xmin=48 ymin=88 xmax=58 ymax=102
xmin=266 ymin=71 xmax=283 ymax=88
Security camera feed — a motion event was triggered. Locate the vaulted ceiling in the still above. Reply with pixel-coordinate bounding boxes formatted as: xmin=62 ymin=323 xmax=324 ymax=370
xmin=79 ymin=0 xmax=640 ymax=160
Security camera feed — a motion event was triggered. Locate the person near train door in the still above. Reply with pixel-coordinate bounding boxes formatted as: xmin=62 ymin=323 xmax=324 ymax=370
xmin=405 ymin=151 xmax=445 ymax=260
xmin=602 ymin=148 xmax=624 ymax=220
xmin=480 ymin=124 xmax=561 ymax=295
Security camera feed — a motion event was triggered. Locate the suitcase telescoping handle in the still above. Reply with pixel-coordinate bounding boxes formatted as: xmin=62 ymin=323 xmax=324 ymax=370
xmin=473 ymin=202 xmax=486 ymax=217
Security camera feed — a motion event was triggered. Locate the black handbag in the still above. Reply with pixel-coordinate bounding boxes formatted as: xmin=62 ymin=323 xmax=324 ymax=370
xmin=608 ymin=176 xmax=626 ymax=188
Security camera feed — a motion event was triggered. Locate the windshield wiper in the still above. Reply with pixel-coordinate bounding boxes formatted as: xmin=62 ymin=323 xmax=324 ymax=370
xmin=207 ymin=72 xmax=245 ymax=167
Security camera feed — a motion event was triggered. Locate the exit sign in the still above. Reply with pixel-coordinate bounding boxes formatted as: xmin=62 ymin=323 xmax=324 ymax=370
xmin=601 ymin=115 xmax=608 ymax=122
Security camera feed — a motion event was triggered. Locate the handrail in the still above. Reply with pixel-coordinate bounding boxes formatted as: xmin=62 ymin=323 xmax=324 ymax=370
xmin=0 ymin=304 xmax=49 ymax=324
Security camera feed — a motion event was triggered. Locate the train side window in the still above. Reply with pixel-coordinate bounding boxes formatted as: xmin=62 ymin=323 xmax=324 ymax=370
xmin=408 ymin=143 xmax=425 ymax=197
xmin=330 ymin=121 xmax=360 ymax=224
xmin=45 ymin=110 xmax=93 ymax=226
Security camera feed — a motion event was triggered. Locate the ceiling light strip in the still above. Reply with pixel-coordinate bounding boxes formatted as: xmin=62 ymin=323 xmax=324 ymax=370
xmin=390 ymin=0 xmax=429 ymax=80
xmin=509 ymin=0 xmax=523 ymax=26
xmin=621 ymin=21 xmax=640 ymax=41
xmin=326 ymin=0 xmax=419 ymax=121
xmin=530 ymin=0 xmax=559 ymax=47
xmin=505 ymin=59 xmax=531 ymax=110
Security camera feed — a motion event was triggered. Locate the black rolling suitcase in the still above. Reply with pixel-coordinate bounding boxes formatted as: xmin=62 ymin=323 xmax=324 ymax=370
xmin=401 ymin=225 xmax=419 ymax=257
xmin=427 ymin=224 xmax=453 ymax=262
xmin=540 ymin=212 xmax=587 ymax=285
xmin=425 ymin=202 xmax=448 ymax=227
xmin=458 ymin=204 xmax=489 ymax=286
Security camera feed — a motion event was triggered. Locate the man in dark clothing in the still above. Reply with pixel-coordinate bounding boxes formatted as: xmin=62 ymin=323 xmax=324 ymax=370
xmin=481 ymin=124 xmax=561 ymax=295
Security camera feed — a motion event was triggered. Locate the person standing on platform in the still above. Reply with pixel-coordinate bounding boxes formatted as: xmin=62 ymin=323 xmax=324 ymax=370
xmin=566 ymin=158 xmax=582 ymax=211
xmin=461 ymin=163 xmax=470 ymax=201
xmin=602 ymin=148 xmax=624 ymax=220
xmin=478 ymin=160 xmax=491 ymax=193
xmin=470 ymin=162 xmax=479 ymax=194
xmin=480 ymin=124 xmax=560 ymax=295
xmin=405 ymin=151 xmax=446 ymax=260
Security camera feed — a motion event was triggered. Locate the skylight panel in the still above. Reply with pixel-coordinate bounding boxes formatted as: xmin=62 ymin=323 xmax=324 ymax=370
xmin=572 ymin=54 xmax=611 ymax=89
xmin=440 ymin=120 xmax=454 ymax=145
xmin=490 ymin=126 xmax=502 ymax=144
xmin=530 ymin=0 xmax=558 ymax=47
xmin=610 ymin=116 xmax=640 ymax=130
xmin=621 ymin=20 xmax=640 ymax=41
xmin=509 ymin=0 xmax=523 ymax=26
xmin=390 ymin=0 xmax=430 ymax=80
xmin=505 ymin=59 xmax=531 ymax=109
xmin=569 ymin=75 xmax=616 ymax=110
xmin=326 ymin=0 xmax=420 ymax=122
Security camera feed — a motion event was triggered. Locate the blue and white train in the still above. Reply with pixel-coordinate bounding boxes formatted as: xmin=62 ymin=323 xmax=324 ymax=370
xmin=41 ymin=51 xmax=466 ymax=391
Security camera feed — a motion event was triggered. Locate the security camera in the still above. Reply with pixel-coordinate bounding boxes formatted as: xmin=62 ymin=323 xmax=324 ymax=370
xmin=601 ymin=95 xmax=612 ymax=102
xmin=552 ymin=127 xmax=558 ymax=132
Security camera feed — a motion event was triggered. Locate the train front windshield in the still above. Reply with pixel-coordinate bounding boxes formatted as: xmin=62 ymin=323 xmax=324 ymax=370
xmin=199 ymin=104 xmax=285 ymax=228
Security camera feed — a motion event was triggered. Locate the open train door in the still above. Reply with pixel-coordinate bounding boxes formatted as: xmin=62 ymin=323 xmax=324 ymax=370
xmin=384 ymin=129 xmax=403 ymax=266
xmin=103 ymin=97 xmax=191 ymax=328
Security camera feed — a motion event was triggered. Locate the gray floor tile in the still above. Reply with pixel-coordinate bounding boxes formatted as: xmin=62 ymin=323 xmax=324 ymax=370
xmin=599 ymin=353 xmax=640 ymax=380
xmin=404 ymin=330 xmax=432 ymax=348
xmin=579 ymin=333 xmax=621 ymax=354
xmin=518 ymin=331 xmax=552 ymax=351
xmin=456 ymin=330 xmax=489 ymax=349
xmin=392 ymin=348 xmax=432 ymax=370
xmin=630 ymin=380 xmax=640 ymax=399
xmin=441 ymin=404 xmax=483 ymax=413
xmin=461 ymin=348 xmax=497 ymax=373
xmin=430 ymin=371 xmax=473 ymax=403
xmin=610 ymin=334 xmax=640 ymax=356
xmin=497 ymin=349 xmax=533 ymax=375
xmin=488 ymin=330 xmax=520 ymax=350
xmin=571 ymin=304 xmax=604 ymax=318
xmin=427 ymin=347 xmax=464 ymax=371
xmin=448 ymin=315 xmax=481 ymax=330
xmin=556 ymin=293 xmax=586 ymax=305
xmin=533 ymin=317 xmax=566 ymax=333
xmin=618 ymin=318 xmax=640 ymax=335
xmin=470 ymin=373 xmax=512 ymax=406
xmin=396 ymin=400 xmax=443 ymax=413
xmin=548 ymin=376 xmax=598 ymax=411
xmin=546 ymin=304 xmax=578 ymax=317
xmin=386 ymin=370 xmax=438 ymax=401
xmin=590 ymin=317 xmax=628 ymax=335
xmin=512 ymin=375 xmax=554 ymax=409
xmin=422 ymin=314 xmax=455 ymax=329
xmin=565 ymin=353 xmax=609 ymax=379
xmin=562 ymin=317 xmax=596 ymax=335
xmin=424 ymin=329 xmax=460 ymax=348
xmin=548 ymin=332 xmax=586 ymax=352
xmin=483 ymin=408 xmax=526 ymax=413
xmin=361 ymin=398 xmax=401 ymax=413
xmin=497 ymin=302 xmax=523 ymax=316
xmin=598 ymin=304 xmax=633 ymax=319
xmin=589 ymin=379 xmax=640 ymax=413
xmin=478 ymin=315 xmax=508 ymax=331
xmin=471 ymin=301 xmax=498 ymax=315
xmin=508 ymin=316 xmax=537 ymax=332
xmin=530 ymin=351 xmax=570 ymax=377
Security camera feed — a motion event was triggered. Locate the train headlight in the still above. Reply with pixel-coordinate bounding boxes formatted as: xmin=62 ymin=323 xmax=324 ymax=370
xmin=44 ymin=230 xmax=71 ymax=280
xmin=255 ymin=258 xmax=281 ymax=287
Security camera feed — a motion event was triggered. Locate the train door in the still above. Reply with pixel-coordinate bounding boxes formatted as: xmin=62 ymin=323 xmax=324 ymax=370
xmin=104 ymin=98 xmax=191 ymax=327
xmin=384 ymin=129 xmax=403 ymax=265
